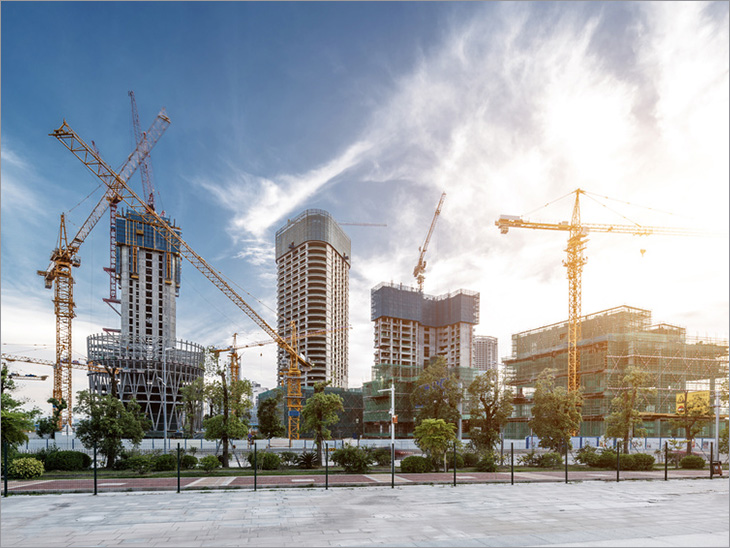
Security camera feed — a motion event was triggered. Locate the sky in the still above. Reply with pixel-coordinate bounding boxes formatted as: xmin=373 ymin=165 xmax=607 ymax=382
xmin=2 ymin=1 xmax=728 ymax=417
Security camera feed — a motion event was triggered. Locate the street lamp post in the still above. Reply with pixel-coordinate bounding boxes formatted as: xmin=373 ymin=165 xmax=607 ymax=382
xmin=162 ymin=346 xmax=175 ymax=454
xmin=378 ymin=385 xmax=395 ymax=445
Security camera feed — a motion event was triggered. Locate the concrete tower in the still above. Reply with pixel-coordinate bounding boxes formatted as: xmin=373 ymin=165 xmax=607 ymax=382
xmin=275 ymin=209 xmax=350 ymax=389
xmin=87 ymin=210 xmax=205 ymax=436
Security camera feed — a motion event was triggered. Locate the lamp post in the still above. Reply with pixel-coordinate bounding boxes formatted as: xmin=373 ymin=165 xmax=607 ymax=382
xmin=162 ymin=346 xmax=175 ymax=454
xmin=378 ymin=385 xmax=395 ymax=445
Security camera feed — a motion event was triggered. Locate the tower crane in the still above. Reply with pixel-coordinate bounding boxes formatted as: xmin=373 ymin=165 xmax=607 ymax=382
xmin=413 ymin=192 xmax=446 ymax=292
xmin=211 ymin=325 xmax=352 ymax=382
xmin=495 ymin=188 xmax=708 ymax=392
xmin=50 ymin=117 xmax=314 ymax=440
xmin=37 ymin=109 xmax=170 ymax=428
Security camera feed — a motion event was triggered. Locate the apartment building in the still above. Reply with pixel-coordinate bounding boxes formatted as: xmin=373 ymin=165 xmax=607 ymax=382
xmin=275 ymin=209 xmax=351 ymax=389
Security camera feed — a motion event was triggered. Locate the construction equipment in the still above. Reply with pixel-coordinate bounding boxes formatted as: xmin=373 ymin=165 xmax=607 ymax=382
xmin=1 ymin=353 xmax=118 ymax=375
xmin=37 ymin=109 xmax=170 ymax=428
xmin=129 ymin=91 xmax=157 ymax=209
xmin=50 ymin=117 xmax=313 ymax=440
xmin=211 ymin=326 xmax=352 ymax=382
xmin=8 ymin=373 xmax=49 ymax=382
xmin=413 ymin=192 xmax=446 ymax=292
xmin=496 ymin=188 xmax=708 ymax=392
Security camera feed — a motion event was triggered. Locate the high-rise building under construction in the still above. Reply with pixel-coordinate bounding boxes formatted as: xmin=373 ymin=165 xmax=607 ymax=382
xmin=504 ymin=305 xmax=728 ymax=438
xmin=87 ymin=210 xmax=205 ymax=435
xmin=363 ymin=283 xmax=480 ymax=437
xmin=275 ymin=209 xmax=350 ymax=389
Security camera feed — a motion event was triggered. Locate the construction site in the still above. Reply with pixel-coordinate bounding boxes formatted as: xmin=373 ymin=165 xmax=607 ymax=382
xmin=3 ymin=101 xmax=728 ymax=449
xmin=504 ymin=305 xmax=728 ymax=438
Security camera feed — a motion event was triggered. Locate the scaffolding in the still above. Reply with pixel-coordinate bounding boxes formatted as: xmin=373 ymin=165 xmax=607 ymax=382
xmin=87 ymin=333 xmax=205 ymax=434
xmin=504 ymin=306 xmax=728 ymax=437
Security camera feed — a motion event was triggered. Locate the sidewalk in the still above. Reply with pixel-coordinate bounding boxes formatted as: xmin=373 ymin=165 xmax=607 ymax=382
xmin=2 ymin=467 xmax=720 ymax=494
xmin=1 ymin=478 xmax=727 ymax=547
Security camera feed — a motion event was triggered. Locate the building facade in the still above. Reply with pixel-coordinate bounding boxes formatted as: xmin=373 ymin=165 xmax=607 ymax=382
xmin=504 ymin=305 xmax=728 ymax=438
xmin=473 ymin=335 xmax=499 ymax=375
xmin=371 ymin=282 xmax=480 ymax=370
xmin=87 ymin=210 xmax=205 ymax=436
xmin=275 ymin=209 xmax=351 ymax=389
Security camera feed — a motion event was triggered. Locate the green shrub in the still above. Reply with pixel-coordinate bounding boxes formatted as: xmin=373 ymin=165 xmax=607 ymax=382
xmin=245 ymin=451 xmax=280 ymax=470
xmin=463 ymin=452 xmax=480 ymax=467
xmin=618 ymin=454 xmax=636 ymax=470
xmin=575 ymin=446 xmax=600 ymax=467
xmin=297 ymin=451 xmax=319 ymax=469
xmin=261 ymin=452 xmax=281 ymax=470
xmin=517 ymin=449 xmax=540 ymax=467
xmin=199 ymin=455 xmax=221 ymax=471
xmin=8 ymin=457 xmax=44 ymax=479
xmin=180 ymin=455 xmax=198 ymax=469
xmin=332 ymin=446 xmax=371 ymax=473
xmin=596 ymin=449 xmax=618 ymax=469
xmin=44 ymin=450 xmax=90 ymax=471
xmin=632 ymin=453 xmax=655 ymax=471
xmin=153 ymin=453 xmax=177 ymax=472
xmin=679 ymin=455 xmax=705 ymax=469
xmin=446 ymin=452 xmax=465 ymax=470
xmin=366 ymin=447 xmax=392 ymax=467
xmin=400 ymin=455 xmax=432 ymax=473
xmin=126 ymin=455 xmax=153 ymax=475
xmin=280 ymin=451 xmax=298 ymax=467
xmin=537 ymin=452 xmax=563 ymax=468
xmin=475 ymin=452 xmax=497 ymax=472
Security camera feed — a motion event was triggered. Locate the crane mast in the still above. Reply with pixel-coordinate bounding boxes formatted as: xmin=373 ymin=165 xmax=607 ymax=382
xmin=51 ymin=117 xmax=313 ymax=439
xmin=495 ymin=188 xmax=708 ymax=393
xmin=37 ymin=109 xmax=170 ymax=428
xmin=413 ymin=192 xmax=446 ymax=292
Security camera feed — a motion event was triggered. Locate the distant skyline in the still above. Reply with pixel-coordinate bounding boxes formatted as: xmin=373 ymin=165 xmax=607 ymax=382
xmin=2 ymin=1 xmax=728 ymax=416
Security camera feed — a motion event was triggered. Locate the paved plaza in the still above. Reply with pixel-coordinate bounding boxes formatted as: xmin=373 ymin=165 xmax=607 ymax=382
xmin=1 ymin=478 xmax=727 ymax=547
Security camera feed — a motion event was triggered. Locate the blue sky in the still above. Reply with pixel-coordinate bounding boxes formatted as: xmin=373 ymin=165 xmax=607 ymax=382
xmin=2 ymin=1 xmax=728 ymax=414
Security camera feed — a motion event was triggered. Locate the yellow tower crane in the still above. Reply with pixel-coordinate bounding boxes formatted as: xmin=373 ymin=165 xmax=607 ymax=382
xmin=36 ymin=109 xmax=170 ymax=428
xmin=495 ymin=188 xmax=708 ymax=393
xmin=413 ymin=192 xmax=446 ymax=292
xmin=50 ymin=116 xmax=314 ymax=440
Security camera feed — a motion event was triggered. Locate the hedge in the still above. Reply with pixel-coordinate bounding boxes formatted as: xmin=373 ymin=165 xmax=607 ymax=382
xmin=9 ymin=457 xmax=44 ymax=479
xmin=400 ymin=455 xmax=431 ymax=473
xmin=44 ymin=450 xmax=91 ymax=471
xmin=680 ymin=455 xmax=705 ymax=469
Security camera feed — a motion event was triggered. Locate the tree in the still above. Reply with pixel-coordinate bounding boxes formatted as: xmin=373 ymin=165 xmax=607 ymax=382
xmin=528 ymin=369 xmax=582 ymax=452
xmin=413 ymin=418 xmax=456 ymax=472
xmin=258 ymin=389 xmax=285 ymax=441
xmin=604 ymin=367 xmax=656 ymax=453
xmin=410 ymin=357 xmax=462 ymax=426
xmin=36 ymin=397 xmax=67 ymax=439
xmin=720 ymin=425 xmax=729 ymax=461
xmin=467 ymin=370 xmax=513 ymax=453
xmin=203 ymin=373 xmax=253 ymax=468
xmin=180 ymin=377 xmax=206 ymax=438
xmin=301 ymin=381 xmax=344 ymax=463
xmin=1 ymin=363 xmax=41 ymax=447
xmin=670 ymin=390 xmax=712 ymax=455
xmin=74 ymin=390 xmax=151 ymax=468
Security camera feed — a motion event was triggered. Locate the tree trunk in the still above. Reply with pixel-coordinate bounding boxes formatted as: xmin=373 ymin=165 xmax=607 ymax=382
xmin=221 ymin=371 xmax=230 ymax=468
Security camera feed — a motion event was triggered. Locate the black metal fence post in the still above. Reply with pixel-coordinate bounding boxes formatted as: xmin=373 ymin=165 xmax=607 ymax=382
xmin=564 ymin=439 xmax=569 ymax=484
xmin=4 ymin=440 xmax=9 ymax=497
xmin=93 ymin=441 xmax=98 ymax=496
xmin=391 ymin=443 xmax=395 ymax=489
xmin=254 ymin=443 xmax=257 ymax=492
xmin=710 ymin=442 xmax=714 ymax=479
xmin=664 ymin=441 xmax=668 ymax=481
xmin=616 ymin=444 xmax=620 ymax=482
xmin=453 ymin=442 xmax=457 ymax=487
xmin=325 ymin=442 xmax=329 ymax=490
xmin=177 ymin=443 xmax=181 ymax=493
xmin=510 ymin=443 xmax=514 ymax=485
